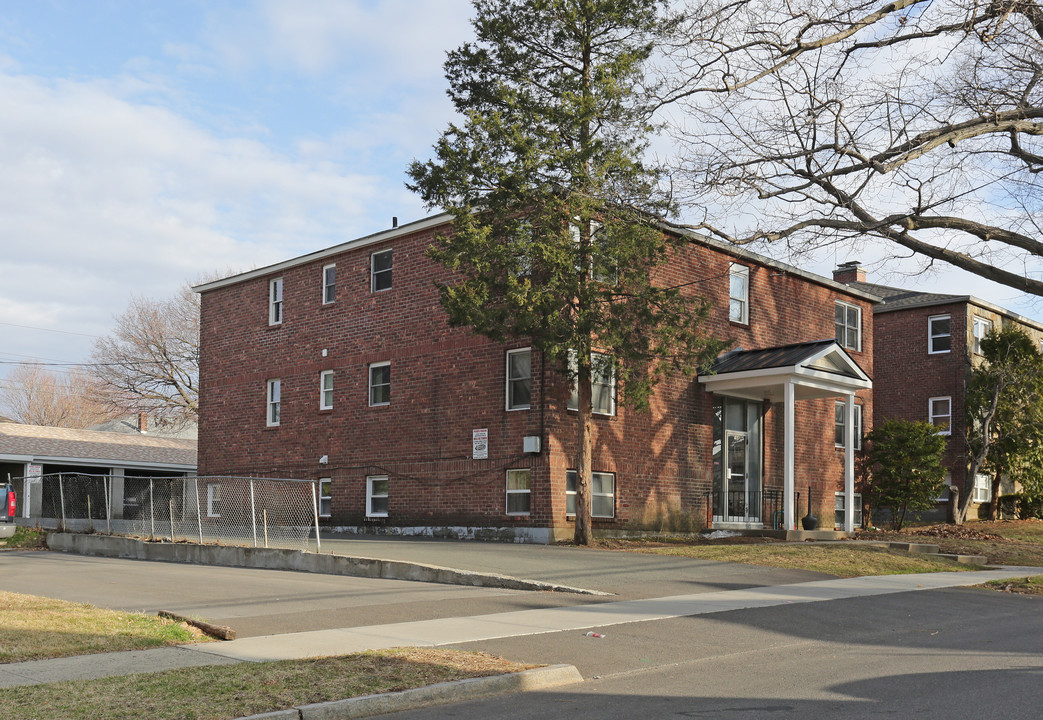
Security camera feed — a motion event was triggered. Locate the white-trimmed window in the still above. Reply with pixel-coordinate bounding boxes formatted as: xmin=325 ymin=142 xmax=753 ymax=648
xmin=505 ymin=469 xmax=531 ymax=515
xmin=269 ymin=278 xmax=283 ymax=325
xmin=929 ymin=396 xmax=952 ymax=434
xmin=318 ymin=478 xmax=332 ymax=517
xmin=369 ymin=362 xmax=390 ymax=406
xmin=729 ymin=264 xmax=749 ymax=324
xmin=929 ymin=315 xmax=951 ymax=354
xmin=568 ymin=352 xmax=616 ymax=416
xmin=371 ymin=249 xmax=393 ymax=291
xmin=835 ymin=301 xmax=861 ymax=351
xmin=834 ymin=402 xmax=863 ymax=450
xmin=506 ymin=348 xmax=532 ymax=411
xmin=937 ymin=471 xmax=952 ymax=502
xmin=834 ymin=492 xmax=862 ymax=529
xmin=565 ymin=470 xmax=616 ymax=518
xmin=322 ymin=264 xmax=336 ymax=304
xmin=319 ymin=370 xmax=334 ymax=410
xmin=366 ymin=475 xmax=388 ymax=517
xmin=266 ymin=379 xmax=281 ymax=426
xmin=570 ymin=220 xmax=615 ymax=284
xmin=973 ymin=473 xmax=991 ymax=504
xmin=972 ymin=316 xmax=992 ymax=355
xmin=206 ymin=483 xmax=221 ymax=518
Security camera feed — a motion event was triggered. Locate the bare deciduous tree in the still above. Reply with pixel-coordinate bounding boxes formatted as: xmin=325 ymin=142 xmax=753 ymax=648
xmin=0 ymin=363 xmax=121 ymax=428
xmin=91 ymin=281 xmax=202 ymax=424
xmin=663 ymin=0 xmax=1043 ymax=294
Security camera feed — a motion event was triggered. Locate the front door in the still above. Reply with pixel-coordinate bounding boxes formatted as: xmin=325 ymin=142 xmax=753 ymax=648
xmin=725 ymin=430 xmax=749 ymax=521
xmin=713 ymin=397 xmax=763 ymax=525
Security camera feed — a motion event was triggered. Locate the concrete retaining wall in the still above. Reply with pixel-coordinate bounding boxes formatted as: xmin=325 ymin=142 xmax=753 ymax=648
xmin=45 ymin=533 xmax=600 ymax=595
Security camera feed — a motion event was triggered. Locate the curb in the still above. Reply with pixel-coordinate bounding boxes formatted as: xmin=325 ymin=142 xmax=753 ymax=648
xmin=46 ymin=533 xmax=607 ymax=596
xmin=236 ymin=664 xmax=583 ymax=720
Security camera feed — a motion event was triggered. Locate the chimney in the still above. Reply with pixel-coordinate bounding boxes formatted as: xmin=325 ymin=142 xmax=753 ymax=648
xmin=138 ymin=412 xmax=148 ymax=434
xmin=833 ymin=260 xmax=866 ymax=284
xmin=392 ymin=216 xmax=398 ymax=228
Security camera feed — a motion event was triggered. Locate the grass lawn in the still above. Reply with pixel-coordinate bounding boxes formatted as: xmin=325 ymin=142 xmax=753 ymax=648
xmin=0 ymin=648 xmax=535 ymax=720
xmin=861 ymin=519 xmax=1043 ymax=567
xmin=0 ymin=591 xmax=204 ymax=663
xmin=0 ymin=526 xmax=47 ymax=550
xmin=598 ymin=540 xmax=981 ymax=577
xmin=600 ymin=519 xmax=1043 ymax=583
xmin=979 ymin=575 xmax=1043 ymax=596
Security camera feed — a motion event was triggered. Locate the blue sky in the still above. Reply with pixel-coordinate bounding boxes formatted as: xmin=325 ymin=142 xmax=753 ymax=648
xmin=0 ymin=0 xmax=1040 ymax=389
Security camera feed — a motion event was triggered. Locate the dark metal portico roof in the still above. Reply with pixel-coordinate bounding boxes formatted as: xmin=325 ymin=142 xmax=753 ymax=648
xmin=705 ymin=339 xmax=839 ymax=375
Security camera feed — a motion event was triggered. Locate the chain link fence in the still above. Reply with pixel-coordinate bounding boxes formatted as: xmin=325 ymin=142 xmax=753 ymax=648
xmin=20 ymin=473 xmax=322 ymax=552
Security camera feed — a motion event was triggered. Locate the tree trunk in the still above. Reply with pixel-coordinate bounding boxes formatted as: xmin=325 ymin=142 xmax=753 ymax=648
xmin=989 ymin=465 xmax=1003 ymax=521
xmin=574 ymin=355 xmax=594 ymax=546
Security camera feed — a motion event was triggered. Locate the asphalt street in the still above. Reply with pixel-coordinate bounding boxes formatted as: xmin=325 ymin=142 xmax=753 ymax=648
xmin=315 ymin=534 xmax=836 ymax=599
xmin=0 ymin=551 xmax=595 ymax=637
xmin=3 ymin=541 xmax=1041 ymax=719
xmin=385 ymin=588 xmax=1043 ymax=719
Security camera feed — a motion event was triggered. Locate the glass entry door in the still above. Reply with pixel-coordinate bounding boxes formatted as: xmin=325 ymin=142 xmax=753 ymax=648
xmin=726 ymin=431 xmax=749 ymax=520
xmin=713 ymin=397 xmax=763 ymax=525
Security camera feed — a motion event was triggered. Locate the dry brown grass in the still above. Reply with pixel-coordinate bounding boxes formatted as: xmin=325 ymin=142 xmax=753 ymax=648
xmin=0 ymin=591 xmax=203 ymax=663
xmin=860 ymin=519 xmax=1043 ymax=567
xmin=598 ymin=539 xmax=981 ymax=577
xmin=0 ymin=648 xmax=536 ymax=720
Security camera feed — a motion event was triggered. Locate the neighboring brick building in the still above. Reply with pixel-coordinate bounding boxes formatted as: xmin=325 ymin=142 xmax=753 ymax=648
xmin=195 ymin=214 xmax=876 ymax=542
xmin=835 ymin=262 xmax=1043 ymax=519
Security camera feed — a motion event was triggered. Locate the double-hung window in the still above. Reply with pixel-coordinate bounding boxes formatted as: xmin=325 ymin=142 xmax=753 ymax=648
xmin=567 ymin=352 xmax=616 ymax=416
xmin=318 ymin=478 xmax=332 ymax=517
xmin=269 ymin=278 xmax=283 ymax=325
xmin=729 ymin=264 xmax=749 ymax=324
xmin=206 ymin=483 xmax=221 ymax=518
xmin=834 ymin=492 xmax=862 ymax=529
xmin=505 ymin=469 xmax=531 ymax=515
xmin=371 ymin=249 xmax=393 ymax=291
xmin=369 ymin=362 xmax=390 ymax=406
xmin=929 ymin=315 xmax=951 ymax=354
xmin=834 ymin=402 xmax=863 ymax=450
xmin=506 ymin=348 xmax=531 ymax=410
xmin=565 ymin=470 xmax=616 ymax=518
xmin=929 ymin=396 xmax=952 ymax=435
xmin=366 ymin=476 xmax=388 ymax=517
xmin=972 ymin=316 xmax=992 ymax=355
xmin=319 ymin=370 xmax=334 ymax=410
xmin=973 ymin=474 xmax=991 ymax=504
xmin=835 ymin=301 xmax=861 ymax=351
xmin=266 ymin=379 xmax=281 ymax=426
xmin=322 ymin=264 xmax=336 ymax=304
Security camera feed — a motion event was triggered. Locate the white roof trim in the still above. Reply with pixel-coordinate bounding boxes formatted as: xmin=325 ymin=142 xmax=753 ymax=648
xmin=193 ymin=212 xmax=879 ymax=305
xmin=193 ymin=214 xmax=453 ymax=293
xmin=6 ymin=455 xmax=196 ymax=471
xmin=698 ymin=341 xmax=872 ymax=397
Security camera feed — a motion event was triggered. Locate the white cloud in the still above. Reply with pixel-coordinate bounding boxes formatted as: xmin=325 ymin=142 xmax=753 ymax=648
xmin=0 ymin=67 xmax=413 ymax=366
xmin=249 ymin=0 xmax=473 ymax=80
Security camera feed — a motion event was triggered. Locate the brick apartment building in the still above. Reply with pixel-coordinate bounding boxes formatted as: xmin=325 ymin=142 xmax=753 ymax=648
xmin=194 ymin=214 xmax=875 ymax=542
xmin=835 ymin=262 xmax=1043 ymax=519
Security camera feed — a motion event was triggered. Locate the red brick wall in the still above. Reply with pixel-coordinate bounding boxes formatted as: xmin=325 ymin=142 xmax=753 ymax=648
xmin=198 ymin=221 xmax=874 ymax=536
xmin=873 ymin=302 xmax=1043 ymax=512
xmin=872 ymin=303 xmax=967 ymax=492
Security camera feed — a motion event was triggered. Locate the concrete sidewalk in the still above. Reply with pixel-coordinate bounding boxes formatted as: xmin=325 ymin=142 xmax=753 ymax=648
xmin=3 ymin=566 xmax=1038 ymax=688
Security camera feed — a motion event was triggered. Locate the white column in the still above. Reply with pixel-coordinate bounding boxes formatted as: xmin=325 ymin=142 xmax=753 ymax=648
xmin=783 ymin=381 xmax=795 ymax=530
xmin=845 ymin=393 xmax=856 ymax=532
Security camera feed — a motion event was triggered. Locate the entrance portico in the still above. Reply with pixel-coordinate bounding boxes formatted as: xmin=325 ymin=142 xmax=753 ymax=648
xmin=699 ymin=339 xmax=872 ymax=531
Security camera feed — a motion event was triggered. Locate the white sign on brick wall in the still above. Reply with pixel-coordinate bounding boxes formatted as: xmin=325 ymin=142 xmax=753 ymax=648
xmin=472 ymin=428 xmax=488 ymax=460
